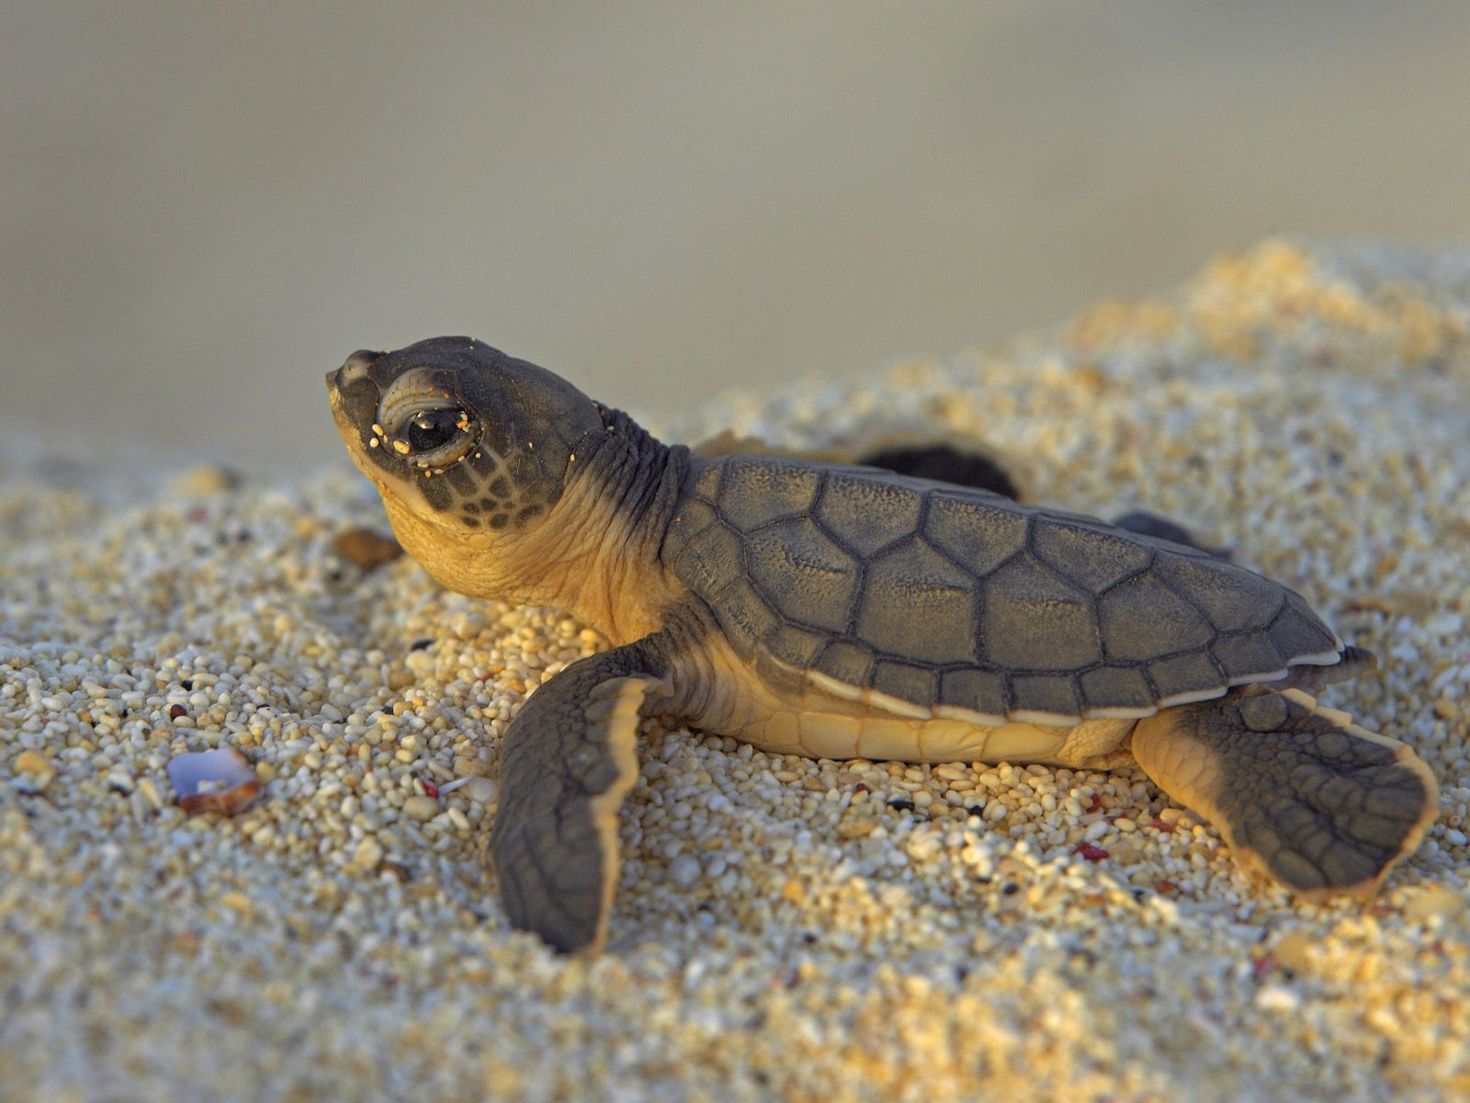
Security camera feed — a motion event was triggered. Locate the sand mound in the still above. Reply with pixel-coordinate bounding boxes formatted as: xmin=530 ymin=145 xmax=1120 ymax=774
xmin=3 ymin=242 xmax=1468 ymax=1101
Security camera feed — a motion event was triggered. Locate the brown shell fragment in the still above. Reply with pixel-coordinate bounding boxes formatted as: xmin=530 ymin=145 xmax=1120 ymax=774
xmin=167 ymin=748 xmax=261 ymax=815
xmin=331 ymin=527 xmax=403 ymax=571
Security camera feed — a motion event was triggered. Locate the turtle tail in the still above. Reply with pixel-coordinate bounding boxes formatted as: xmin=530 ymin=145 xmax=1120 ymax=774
xmin=1272 ymin=644 xmax=1376 ymax=694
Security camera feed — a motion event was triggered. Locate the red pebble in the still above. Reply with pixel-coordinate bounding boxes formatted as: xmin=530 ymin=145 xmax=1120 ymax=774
xmin=1151 ymin=817 xmax=1175 ymax=833
xmin=1085 ymin=795 xmax=1103 ymax=814
xmin=1252 ymin=956 xmax=1273 ymax=978
xmin=419 ymin=778 xmax=440 ymax=799
xmin=1073 ymin=843 xmax=1110 ymax=862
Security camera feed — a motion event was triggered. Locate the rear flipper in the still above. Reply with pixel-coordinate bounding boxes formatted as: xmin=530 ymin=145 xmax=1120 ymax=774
xmin=1131 ymin=688 xmax=1438 ymax=898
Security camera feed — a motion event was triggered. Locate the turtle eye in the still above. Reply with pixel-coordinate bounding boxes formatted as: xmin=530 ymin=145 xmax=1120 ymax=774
xmin=403 ymin=408 xmax=464 ymax=453
xmin=388 ymin=405 xmax=476 ymax=466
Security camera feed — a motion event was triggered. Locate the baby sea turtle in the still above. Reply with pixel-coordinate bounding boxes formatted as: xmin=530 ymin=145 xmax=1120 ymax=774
xmin=326 ymin=337 xmax=1438 ymax=954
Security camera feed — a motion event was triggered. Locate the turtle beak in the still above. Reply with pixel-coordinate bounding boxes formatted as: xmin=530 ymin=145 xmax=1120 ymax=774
xmin=325 ymin=351 xmax=387 ymax=455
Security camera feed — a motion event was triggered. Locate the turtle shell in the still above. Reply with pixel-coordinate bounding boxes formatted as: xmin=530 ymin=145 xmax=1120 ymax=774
xmin=663 ymin=454 xmax=1343 ymax=723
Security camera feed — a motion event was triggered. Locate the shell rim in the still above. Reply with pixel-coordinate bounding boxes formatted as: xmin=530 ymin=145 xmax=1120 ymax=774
xmin=775 ymin=645 xmax=1348 ymax=730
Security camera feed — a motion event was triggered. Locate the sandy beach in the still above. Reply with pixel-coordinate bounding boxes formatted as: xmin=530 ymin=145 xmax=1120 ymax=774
xmin=2 ymin=242 xmax=1468 ymax=1101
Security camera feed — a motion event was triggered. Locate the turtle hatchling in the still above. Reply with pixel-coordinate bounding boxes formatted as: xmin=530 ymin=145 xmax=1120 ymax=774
xmin=327 ymin=337 xmax=1438 ymax=954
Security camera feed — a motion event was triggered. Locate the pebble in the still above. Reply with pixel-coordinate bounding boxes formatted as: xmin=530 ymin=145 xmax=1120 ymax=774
xmin=1403 ymin=884 xmax=1466 ymax=922
xmin=330 ymin=526 xmax=403 ymax=571
xmin=457 ymin=776 xmax=497 ymax=805
xmin=169 ymin=463 xmax=241 ymax=497
xmin=353 ymin=837 xmax=384 ymax=871
xmin=219 ymin=890 xmax=255 ymax=918
xmin=668 ymin=855 xmax=702 ymax=887
xmin=14 ymin=750 xmax=52 ymax=777
xmin=402 ymin=795 xmax=440 ymax=822
xmin=1255 ymin=984 xmax=1302 ymax=1013
xmin=136 ymin=778 xmax=164 ymax=811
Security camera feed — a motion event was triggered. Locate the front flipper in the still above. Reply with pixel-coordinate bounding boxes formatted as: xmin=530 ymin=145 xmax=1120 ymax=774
xmin=1131 ymin=688 xmax=1438 ymax=898
xmin=490 ymin=638 xmax=670 ymax=953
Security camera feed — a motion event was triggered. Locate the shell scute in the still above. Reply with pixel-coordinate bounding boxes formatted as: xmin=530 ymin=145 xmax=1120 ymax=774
xmin=669 ymin=515 xmax=743 ymax=596
xmin=671 ymin=498 xmax=720 ymax=542
xmin=980 ymin=558 xmax=1101 ymax=669
xmin=768 ymin=624 xmax=827 ymax=668
xmin=855 ymin=538 xmax=978 ymax=663
xmin=872 ymin=661 xmax=938 ymax=707
xmin=815 ymin=640 xmax=875 ymax=687
xmin=1079 ymin=666 xmax=1155 ymax=711
xmin=1009 ymin=674 xmax=1082 ymax=719
xmin=691 ymin=460 xmax=723 ymax=502
xmin=1269 ymin=593 xmax=1341 ymax=657
xmin=1097 ymin=572 xmax=1215 ymax=661
xmin=711 ymin=576 xmax=781 ymax=651
xmin=1148 ymin=650 xmax=1225 ymax=701
xmin=923 ymin=493 xmax=1029 ymax=575
xmin=744 ymin=517 xmax=859 ymax=635
xmin=939 ymin=668 xmax=1008 ymax=718
xmin=1150 ymin=554 xmax=1283 ymax=632
xmin=1211 ymin=633 xmax=1287 ymax=678
xmin=718 ymin=457 xmax=822 ymax=530
xmin=1032 ymin=521 xmax=1155 ymax=591
xmin=815 ymin=471 xmax=923 ymax=557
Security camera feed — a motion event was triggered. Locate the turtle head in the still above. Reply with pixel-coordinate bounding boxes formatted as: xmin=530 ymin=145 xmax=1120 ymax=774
xmin=326 ymin=337 xmax=605 ymax=545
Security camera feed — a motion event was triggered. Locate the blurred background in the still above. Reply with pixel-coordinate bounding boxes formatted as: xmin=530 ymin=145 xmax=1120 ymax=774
xmin=3 ymin=1 xmax=1469 ymax=469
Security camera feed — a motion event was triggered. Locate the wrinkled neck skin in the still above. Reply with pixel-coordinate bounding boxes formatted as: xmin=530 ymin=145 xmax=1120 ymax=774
xmin=382 ymin=408 xmax=690 ymax=646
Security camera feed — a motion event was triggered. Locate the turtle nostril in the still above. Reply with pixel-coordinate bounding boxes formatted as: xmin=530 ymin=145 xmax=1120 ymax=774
xmin=333 ymin=350 xmax=379 ymax=389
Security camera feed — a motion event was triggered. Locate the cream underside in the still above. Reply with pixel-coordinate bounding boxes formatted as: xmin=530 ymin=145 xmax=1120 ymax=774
xmin=686 ymin=647 xmax=1124 ymax=765
xmin=748 ymin=702 xmax=1133 ymax=765
xmin=696 ymin=642 xmax=1344 ymax=766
